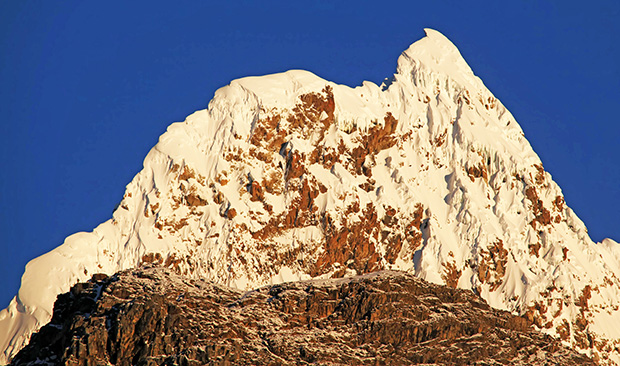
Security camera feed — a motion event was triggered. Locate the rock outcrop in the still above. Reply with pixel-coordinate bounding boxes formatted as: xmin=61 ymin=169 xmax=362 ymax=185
xmin=3 ymin=29 xmax=620 ymax=364
xmin=11 ymin=267 xmax=594 ymax=365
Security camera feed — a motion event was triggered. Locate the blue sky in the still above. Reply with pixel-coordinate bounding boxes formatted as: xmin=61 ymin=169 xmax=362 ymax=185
xmin=1 ymin=1 xmax=618 ymax=308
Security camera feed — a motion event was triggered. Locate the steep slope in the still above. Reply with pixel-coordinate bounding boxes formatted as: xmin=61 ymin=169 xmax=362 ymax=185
xmin=10 ymin=267 xmax=595 ymax=365
xmin=1 ymin=29 xmax=620 ymax=364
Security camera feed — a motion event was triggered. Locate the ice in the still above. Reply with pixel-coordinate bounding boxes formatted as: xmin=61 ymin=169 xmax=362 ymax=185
xmin=2 ymin=29 xmax=620 ymax=365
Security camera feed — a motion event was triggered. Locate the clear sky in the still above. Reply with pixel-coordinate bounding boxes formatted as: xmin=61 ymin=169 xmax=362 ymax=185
xmin=1 ymin=1 xmax=618 ymax=308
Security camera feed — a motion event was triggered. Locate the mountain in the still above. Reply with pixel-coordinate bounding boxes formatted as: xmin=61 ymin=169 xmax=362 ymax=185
xmin=1 ymin=29 xmax=620 ymax=364
xmin=9 ymin=267 xmax=596 ymax=365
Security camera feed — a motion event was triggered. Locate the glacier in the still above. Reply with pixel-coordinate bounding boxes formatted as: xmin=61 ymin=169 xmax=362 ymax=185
xmin=1 ymin=29 xmax=620 ymax=364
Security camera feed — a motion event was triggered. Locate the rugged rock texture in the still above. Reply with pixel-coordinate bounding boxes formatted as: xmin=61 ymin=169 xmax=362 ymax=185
xmin=4 ymin=29 xmax=620 ymax=364
xmin=12 ymin=267 xmax=594 ymax=365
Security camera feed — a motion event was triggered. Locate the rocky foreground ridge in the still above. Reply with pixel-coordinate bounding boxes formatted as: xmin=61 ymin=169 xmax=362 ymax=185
xmin=2 ymin=29 xmax=620 ymax=364
xmin=11 ymin=267 xmax=594 ymax=365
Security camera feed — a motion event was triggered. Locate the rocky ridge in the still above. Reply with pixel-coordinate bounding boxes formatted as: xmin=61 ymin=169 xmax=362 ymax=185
xmin=2 ymin=29 xmax=620 ymax=364
xmin=10 ymin=267 xmax=595 ymax=365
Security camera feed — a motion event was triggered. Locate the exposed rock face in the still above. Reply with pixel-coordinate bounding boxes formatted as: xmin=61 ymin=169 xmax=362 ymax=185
xmin=3 ymin=29 xmax=620 ymax=364
xmin=11 ymin=267 xmax=594 ymax=365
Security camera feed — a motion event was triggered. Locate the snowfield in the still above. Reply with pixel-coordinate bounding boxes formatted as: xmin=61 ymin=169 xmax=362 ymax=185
xmin=2 ymin=29 xmax=619 ymax=364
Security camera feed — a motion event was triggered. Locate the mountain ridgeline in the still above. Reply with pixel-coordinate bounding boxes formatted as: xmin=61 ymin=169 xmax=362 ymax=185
xmin=2 ymin=29 xmax=620 ymax=364
xmin=10 ymin=267 xmax=595 ymax=365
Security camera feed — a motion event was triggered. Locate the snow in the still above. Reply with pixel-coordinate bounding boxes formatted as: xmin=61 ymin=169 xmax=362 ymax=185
xmin=397 ymin=29 xmax=481 ymax=91
xmin=2 ymin=28 xmax=620 ymax=365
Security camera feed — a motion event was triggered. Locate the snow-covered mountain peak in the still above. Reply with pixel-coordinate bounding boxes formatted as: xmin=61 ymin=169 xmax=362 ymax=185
xmin=2 ymin=29 xmax=620 ymax=365
xmin=396 ymin=28 xmax=479 ymax=90
xmin=230 ymin=69 xmax=327 ymax=104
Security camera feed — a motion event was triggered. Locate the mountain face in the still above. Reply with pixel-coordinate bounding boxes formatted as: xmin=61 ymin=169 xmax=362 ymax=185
xmin=10 ymin=267 xmax=596 ymax=365
xmin=1 ymin=28 xmax=619 ymax=364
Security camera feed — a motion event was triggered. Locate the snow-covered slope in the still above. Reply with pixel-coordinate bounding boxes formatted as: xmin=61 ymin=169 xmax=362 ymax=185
xmin=2 ymin=29 xmax=620 ymax=364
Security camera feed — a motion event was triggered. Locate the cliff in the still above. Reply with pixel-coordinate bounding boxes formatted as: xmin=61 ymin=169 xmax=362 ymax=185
xmin=11 ymin=267 xmax=594 ymax=365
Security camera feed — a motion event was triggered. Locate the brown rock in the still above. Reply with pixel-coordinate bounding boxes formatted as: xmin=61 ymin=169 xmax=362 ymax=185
xmin=525 ymin=186 xmax=552 ymax=228
xmin=248 ymin=180 xmax=264 ymax=202
xmin=11 ymin=267 xmax=595 ymax=366
xmin=227 ymin=208 xmax=237 ymax=219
